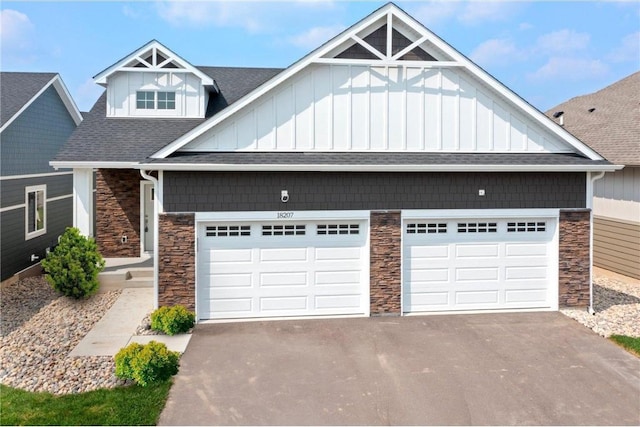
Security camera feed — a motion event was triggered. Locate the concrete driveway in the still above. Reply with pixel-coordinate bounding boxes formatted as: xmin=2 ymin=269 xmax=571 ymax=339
xmin=159 ymin=313 xmax=640 ymax=425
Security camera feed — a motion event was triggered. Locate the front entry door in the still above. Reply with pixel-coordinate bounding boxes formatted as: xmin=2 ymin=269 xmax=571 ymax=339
xmin=143 ymin=183 xmax=154 ymax=252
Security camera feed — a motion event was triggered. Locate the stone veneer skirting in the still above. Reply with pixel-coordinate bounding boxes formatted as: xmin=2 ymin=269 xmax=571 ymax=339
xmin=158 ymin=213 xmax=196 ymax=310
xmin=96 ymin=169 xmax=141 ymax=257
xmin=558 ymin=210 xmax=591 ymax=307
xmin=369 ymin=211 xmax=402 ymax=315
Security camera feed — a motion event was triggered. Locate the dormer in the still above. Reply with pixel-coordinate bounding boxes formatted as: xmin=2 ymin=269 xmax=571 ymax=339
xmin=93 ymin=40 xmax=217 ymax=119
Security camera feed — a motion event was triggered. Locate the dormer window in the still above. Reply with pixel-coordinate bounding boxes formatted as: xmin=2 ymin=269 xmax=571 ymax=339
xmin=136 ymin=91 xmax=176 ymax=110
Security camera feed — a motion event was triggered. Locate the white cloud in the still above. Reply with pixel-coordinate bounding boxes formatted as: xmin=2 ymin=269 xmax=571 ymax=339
xmin=519 ymin=22 xmax=533 ymax=31
xmin=288 ymin=25 xmax=345 ymax=49
xmin=527 ymin=57 xmax=608 ymax=81
xmin=409 ymin=1 xmax=459 ymax=28
xmin=458 ymin=1 xmax=520 ymax=26
xmin=122 ymin=5 xmax=141 ymax=19
xmin=155 ymin=1 xmax=265 ymax=32
xmin=470 ymin=38 xmax=518 ymax=66
xmin=0 ymin=9 xmax=34 ymax=50
xmin=607 ymin=31 xmax=640 ymax=63
xmin=535 ymin=29 xmax=590 ymax=55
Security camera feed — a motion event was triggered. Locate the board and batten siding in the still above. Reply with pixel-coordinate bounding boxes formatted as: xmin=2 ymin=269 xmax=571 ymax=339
xmin=182 ymin=64 xmax=571 ymax=153
xmin=593 ymin=216 xmax=640 ymax=279
xmin=106 ymin=71 xmax=207 ymax=118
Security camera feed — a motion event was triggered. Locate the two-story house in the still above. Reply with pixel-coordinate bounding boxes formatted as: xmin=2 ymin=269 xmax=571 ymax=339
xmin=1 ymin=72 xmax=82 ymax=282
xmin=52 ymin=3 xmax=617 ymax=322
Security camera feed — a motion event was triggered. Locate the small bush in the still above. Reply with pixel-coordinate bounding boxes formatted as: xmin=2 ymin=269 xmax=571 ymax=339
xmin=41 ymin=227 xmax=105 ymax=299
xmin=150 ymin=305 xmax=195 ymax=336
xmin=114 ymin=341 xmax=180 ymax=387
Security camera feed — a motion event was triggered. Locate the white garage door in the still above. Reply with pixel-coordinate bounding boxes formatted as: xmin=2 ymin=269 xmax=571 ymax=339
xmin=197 ymin=220 xmax=368 ymax=320
xmin=403 ymin=216 xmax=557 ymax=313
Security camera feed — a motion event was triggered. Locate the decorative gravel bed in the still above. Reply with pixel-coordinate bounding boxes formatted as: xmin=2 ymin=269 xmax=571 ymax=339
xmin=0 ymin=276 xmax=126 ymax=394
xmin=561 ymin=275 xmax=640 ymax=338
xmin=1 ymin=272 xmax=637 ymax=395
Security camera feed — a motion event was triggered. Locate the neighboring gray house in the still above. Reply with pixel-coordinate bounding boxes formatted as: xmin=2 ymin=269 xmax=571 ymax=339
xmin=0 ymin=72 xmax=83 ymax=281
xmin=547 ymin=72 xmax=639 ymax=279
xmin=53 ymin=3 xmax=616 ymax=321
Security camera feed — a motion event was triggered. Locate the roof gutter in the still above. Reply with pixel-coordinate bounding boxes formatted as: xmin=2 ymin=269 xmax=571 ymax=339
xmin=50 ymin=161 xmax=137 ymax=170
xmin=587 ymin=171 xmax=606 ymax=316
xmin=135 ymin=163 xmax=622 ymax=173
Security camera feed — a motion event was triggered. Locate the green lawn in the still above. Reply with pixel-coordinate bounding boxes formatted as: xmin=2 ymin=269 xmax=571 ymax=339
xmin=609 ymin=335 xmax=640 ymax=357
xmin=0 ymin=381 xmax=172 ymax=426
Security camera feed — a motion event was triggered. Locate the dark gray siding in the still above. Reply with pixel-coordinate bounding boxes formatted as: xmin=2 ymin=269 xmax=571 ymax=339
xmin=0 ymin=173 xmax=73 ymax=209
xmin=1 ymin=85 xmax=76 ymax=176
xmin=163 ymin=172 xmax=586 ymax=213
xmin=1 ymin=197 xmax=72 ymax=281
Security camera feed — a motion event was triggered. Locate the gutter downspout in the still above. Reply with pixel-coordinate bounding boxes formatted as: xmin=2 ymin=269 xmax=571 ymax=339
xmin=140 ymin=170 xmax=159 ymax=310
xmin=587 ymin=171 xmax=606 ymax=315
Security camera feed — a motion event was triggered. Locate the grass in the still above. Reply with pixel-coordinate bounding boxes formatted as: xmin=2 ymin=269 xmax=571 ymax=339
xmin=609 ymin=335 xmax=640 ymax=357
xmin=0 ymin=381 xmax=172 ymax=426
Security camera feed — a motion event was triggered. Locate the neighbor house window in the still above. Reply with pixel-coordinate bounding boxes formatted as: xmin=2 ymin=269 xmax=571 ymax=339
xmin=157 ymin=92 xmax=176 ymax=110
xmin=25 ymin=185 xmax=46 ymax=239
xmin=136 ymin=91 xmax=176 ymax=110
xmin=136 ymin=91 xmax=155 ymax=109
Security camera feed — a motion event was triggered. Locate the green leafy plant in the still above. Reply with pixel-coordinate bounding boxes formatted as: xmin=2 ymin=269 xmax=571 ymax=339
xmin=41 ymin=227 xmax=105 ymax=299
xmin=114 ymin=341 xmax=180 ymax=387
xmin=150 ymin=305 xmax=195 ymax=336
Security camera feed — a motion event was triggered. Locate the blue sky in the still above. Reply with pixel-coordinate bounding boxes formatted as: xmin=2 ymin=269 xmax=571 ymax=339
xmin=2 ymin=1 xmax=638 ymax=112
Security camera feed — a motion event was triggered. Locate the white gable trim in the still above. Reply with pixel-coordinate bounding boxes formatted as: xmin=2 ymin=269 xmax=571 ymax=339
xmin=0 ymin=75 xmax=82 ymax=133
xmin=93 ymin=40 xmax=214 ymax=87
xmin=151 ymin=3 xmax=603 ymax=161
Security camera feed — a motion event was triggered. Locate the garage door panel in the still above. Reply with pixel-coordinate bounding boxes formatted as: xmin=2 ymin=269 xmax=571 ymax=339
xmin=455 ymin=267 xmax=499 ymax=281
xmin=455 ymin=244 xmax=499 ymax=258
xmin=259 ymin=272 xmax=308 ymax=287
xmin=315 ymin=246 xmax=362 ymax=260
xmin=455 ymin=291 xmax=499 ymax=305
xmin=404 ymin=216 xmax=556 ymax=313
xmin=315 ymin=270 xmax=361 ymax=285
xmin=260 ymin=296 xmax=308 ymax=311
xmin=260 ymin=247 xmax=308 ymax=262
xmin=209 ymin=298 xmax=253 ymax=314
xmin=209 ymin=249 xmax=253 ymax=263
xmin=208 ymin=273 xmax=253 ymax=288
xmin=315 ymin=295 xmax=361 ymax=309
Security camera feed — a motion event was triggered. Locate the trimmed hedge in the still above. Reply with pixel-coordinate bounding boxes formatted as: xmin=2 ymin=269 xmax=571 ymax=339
xmin=150 ymin=305 xmax=195 ymax=336
xmin=114 ymin=341 xmax=180 ymax=387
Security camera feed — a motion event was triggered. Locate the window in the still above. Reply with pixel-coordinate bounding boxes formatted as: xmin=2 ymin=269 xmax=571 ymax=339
xmin=262 ymin=225 xmax=306 ymax=236
xmin=317 ymin=224 xmax=360 ymax=235
xmin=507 ymin=222 xmax=546 ymax=233
xmin=136 ymin=91 xmax=155 ymax=109
xmin=406 ymin=223 xmax=447 ymax=234
xmin=457 ymin=222 xmax=497 ymax=233
xmin=157 ymin=92 xmax=176 ymax=110
xmin=206 ymin=225 xmax=250 ymax=237
xmin=25 ymin=185 xmax=46 ymax=239
xmin=136 ymin=91 xmax=176 ymax=110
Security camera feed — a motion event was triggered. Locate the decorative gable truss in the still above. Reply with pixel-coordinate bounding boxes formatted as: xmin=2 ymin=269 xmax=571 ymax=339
xmin=94 ymin=40 xmax=217 ymax=119
xmin=156 ymin=3 xmax=602 ymax=159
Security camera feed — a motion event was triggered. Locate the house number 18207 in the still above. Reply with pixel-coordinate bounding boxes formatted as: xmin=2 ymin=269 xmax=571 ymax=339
xmin=277 ymin=212 xmax=294 ymax=219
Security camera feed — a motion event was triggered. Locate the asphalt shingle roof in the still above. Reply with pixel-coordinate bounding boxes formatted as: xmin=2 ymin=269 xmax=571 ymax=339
xmin=147 ymin=151 xmax=610 ymax=167
xmin=546 ymin=71 xmax=640 ymax=166
xmin=0 ymin=72 xmax=57 ymax=127
xmin=54 ymin=66 xmax=283 ymax=163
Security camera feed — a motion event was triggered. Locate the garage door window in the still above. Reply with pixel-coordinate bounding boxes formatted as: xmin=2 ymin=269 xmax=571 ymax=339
xmin=205 ymin=225 xmax=251 ymax=237
xmin=406 ymin=223 xmax=447 ymax=234
xmin=262 ymin=224 xmax=306 ymax=236
xmin=457 ymin=222 xmax=497 ymax=233
xmin=317 ymin=224 xmax=360 ymax=235
xmin=507 ymin=222 xmax=546 ymax=232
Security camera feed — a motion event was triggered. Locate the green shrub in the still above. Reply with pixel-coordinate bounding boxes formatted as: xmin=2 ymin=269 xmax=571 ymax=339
xmin=150 ymin=305 xmax=195 ymax=336
xmin=41 ymin=227 xmax=105 ymax=299
xmin=114 ymin=341 xmax=180 ymax=387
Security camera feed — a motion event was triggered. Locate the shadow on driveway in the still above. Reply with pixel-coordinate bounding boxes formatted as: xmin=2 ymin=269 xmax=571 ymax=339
xmin=160 ymin=312 xmax=640 ymax=426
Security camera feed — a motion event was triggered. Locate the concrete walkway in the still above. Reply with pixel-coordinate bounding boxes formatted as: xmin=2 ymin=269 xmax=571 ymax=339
xmin=70 ymin=288 xmax=191 ymax=356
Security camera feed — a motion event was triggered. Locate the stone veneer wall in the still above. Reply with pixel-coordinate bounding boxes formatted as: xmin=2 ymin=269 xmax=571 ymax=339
xmin=558 ymin=210 xmax=591 ymax=307
xmin=158 ymin=213 xmax=195 ymax=310
xmin=96 ymin=169 xmax=141 ymax=257
xmin=369 ymin=211 xmax=402 ymax=315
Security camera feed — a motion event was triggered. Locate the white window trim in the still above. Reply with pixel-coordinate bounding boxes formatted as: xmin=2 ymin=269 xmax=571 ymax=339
xmin=136 ymin=90 xmax=176 ymax=111
xmin=25 ymin=185 xmax=46 ymax=240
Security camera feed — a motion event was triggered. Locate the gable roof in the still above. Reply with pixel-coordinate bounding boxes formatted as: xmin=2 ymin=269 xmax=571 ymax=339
xmin=546 ymin=71 xmax=640 ymax=166
xmin=52 ymin=66 xmax=282 ymax=165
xmin=93 ymin=39 xmax=215 ymax=88
xmin=151 ymin=2 xmax=602 ymax=161
xmin=0 ymin=72 xmax=82 ymax=131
